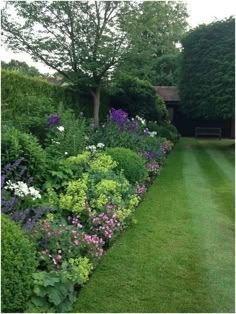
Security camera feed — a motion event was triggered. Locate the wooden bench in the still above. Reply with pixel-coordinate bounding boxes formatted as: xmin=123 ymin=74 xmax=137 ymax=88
xmin=195 ymin=127 xmax=222 ymax=139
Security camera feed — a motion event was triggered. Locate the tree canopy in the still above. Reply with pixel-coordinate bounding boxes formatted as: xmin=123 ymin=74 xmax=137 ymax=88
xmin=2 ymin=1 xmax=189 ymax=124
xmin=115 ymin=1 xmax=188 ymax=84
xmin=179 ymin=17 xmax=235 ymax=120
xmin=2 ymin=1 xmax=130 ymax=126
xmin=1 ymin=59 xmax=42 ymax=77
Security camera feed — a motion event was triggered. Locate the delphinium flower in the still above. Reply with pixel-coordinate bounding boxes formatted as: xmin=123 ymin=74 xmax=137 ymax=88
xmin=110 ymin=108 xmax=128 ymax=131
xmin=48 ymin=114 xmax=60 ymax=126
xmin=130 ymin=119 xmax=137 ymax=132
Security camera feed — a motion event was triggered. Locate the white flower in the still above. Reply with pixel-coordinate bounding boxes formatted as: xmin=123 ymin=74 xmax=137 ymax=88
xmin=135 ymin=115 xmax=146 ymax=125
xmin=5 ymin=180 xmax=41 ymax=200
xmin=57 ymin=126 xmax=64 ymax=132
xmin=64 ymin=152 xmax=68 ymax=155
xmin=148 ymin=131 xmax=157 ymax=137
xmin=84 ymin=136 xmax=89 ymax=140
xmin=86 ymin=145 xmax=97 ymax=151
xmin=97 ymin=143 xmax=105 ymax=149
xmin=28 ymin=187 xmax=41 ymax=199
xmin=52 ymin=139 xmax=60 ymax=144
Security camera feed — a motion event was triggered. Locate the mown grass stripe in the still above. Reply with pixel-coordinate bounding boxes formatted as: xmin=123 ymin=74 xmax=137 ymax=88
xmin=182 ymin=139 xmax=234 ymax=312
xmin=73 ymin=139 xmax=235 ymax=313
xmin=205 ymin=147 xmax=234 ymax=182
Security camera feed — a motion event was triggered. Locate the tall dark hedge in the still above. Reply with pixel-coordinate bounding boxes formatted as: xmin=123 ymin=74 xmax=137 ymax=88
xmin=1 ymin=69 xmax=110 ymax=127
xmin=179 ymin=17 xmax=235 ymax=119
xmin=1 ymin=69 xmax=75 ymax=130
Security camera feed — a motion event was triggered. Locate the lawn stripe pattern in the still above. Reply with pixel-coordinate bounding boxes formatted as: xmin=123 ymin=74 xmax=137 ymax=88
xmin=73 ymin=138 xmax=235 ymax=313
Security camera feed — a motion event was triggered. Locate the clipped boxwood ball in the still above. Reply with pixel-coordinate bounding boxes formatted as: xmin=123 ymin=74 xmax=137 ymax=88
xmin=1 ymin=215 xmax=38 ymax=313
xmin=106 ymin=147 xmax=148 ymax=184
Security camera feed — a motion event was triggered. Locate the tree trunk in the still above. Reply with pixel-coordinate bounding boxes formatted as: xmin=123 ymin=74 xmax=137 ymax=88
xmin=91 ymin=86 xmax=101 ymax=128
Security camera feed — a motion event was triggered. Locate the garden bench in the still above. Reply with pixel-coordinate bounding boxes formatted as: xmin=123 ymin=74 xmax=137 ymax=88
xmin=195 ymin=127 xmax=222 ymax=139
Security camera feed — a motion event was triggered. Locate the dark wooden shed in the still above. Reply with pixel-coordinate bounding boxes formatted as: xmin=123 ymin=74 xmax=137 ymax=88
xmin=155 ymin=86 xmax=234 ymax=138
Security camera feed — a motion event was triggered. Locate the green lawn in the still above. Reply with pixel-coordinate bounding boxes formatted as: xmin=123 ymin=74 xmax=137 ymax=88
xmin=73 ymin=138 xmax=235 ymax=313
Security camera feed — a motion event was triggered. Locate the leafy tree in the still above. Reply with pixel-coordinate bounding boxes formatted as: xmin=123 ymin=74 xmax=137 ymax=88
xmin=115 ymin=1 xmax=188 ymax=84
xmin=179 ymin=17 xmax=235 ymax=119
xmin=1 ymin=59 xmax=42 ymax=77
xmin=150 ymin=54 xmax=180 ymax=86
xmin=109 ymin=75 xmax=168 ymax=122
xmin=2 ymin=1 xmax=130 ymax=126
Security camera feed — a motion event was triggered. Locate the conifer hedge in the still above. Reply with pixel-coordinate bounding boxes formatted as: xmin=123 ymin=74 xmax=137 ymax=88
xmin=179 ymin=17 xmax=235 ymax=120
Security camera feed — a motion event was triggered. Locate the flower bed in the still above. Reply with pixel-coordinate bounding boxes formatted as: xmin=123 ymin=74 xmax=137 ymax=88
xmin=1 ymin=108 xmax=175 ymax=312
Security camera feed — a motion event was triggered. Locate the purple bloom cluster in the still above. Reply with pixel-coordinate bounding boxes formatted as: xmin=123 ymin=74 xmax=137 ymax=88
xmin=23 ymin=207 xmax=55 ymax=230
xmin=83 ymin=234 xmax=104 ymax=257
xmin=130 ymin=120 xmax=137 ymax=132
xmin=68 ymin=215 xmax=83 ymax=229
xmin=110 ymin=108 xmax=128 ymax=130
xmin=90 ymin=210 xmax=121 ymax=240
xmin=160 ymin=141 xmax=173 ymax=154
xmin=142 ymin=150 xmax=157 ymax=161
xmin=48 ymin=114 xmax=60 ymax=126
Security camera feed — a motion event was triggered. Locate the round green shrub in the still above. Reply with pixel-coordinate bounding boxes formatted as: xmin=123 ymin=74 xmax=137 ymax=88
xmin=1 ymin=215 xmax=38 ymax=313
xmin=148 ymin=122 xmax=179 ymax=143
xmin=1 ymin=126 xmax=47 ymax=182
xmin=106 ymin=147 xmax=148 ymax=184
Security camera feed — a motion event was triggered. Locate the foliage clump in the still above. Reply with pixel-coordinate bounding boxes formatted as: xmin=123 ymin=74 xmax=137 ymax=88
xmin=106 ymin=147 xmax=148 ymax=184
xmin=110 ymin=75 xmax=168 ymax=122
xmin=1 ymin=214 xmax=38 ymax=313
xmin=1 ymin=126 xmax=47 ymax=182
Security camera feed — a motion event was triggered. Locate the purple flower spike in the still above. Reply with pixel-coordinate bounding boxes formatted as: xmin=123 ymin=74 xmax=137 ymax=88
xmin=48 ymin=114 xmax=60 ymax=126
xmin=130 ymin=120 xmax=137 ymax=132
xmin=110 ymin=108 xmax=128 ymax=131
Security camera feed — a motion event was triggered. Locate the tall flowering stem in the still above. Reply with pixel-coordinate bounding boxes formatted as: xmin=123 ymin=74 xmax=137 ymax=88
xmin=110 ymin=108 xmax=128 ymax=131
xmin=48 ymin=114 xmax=60 ymax=126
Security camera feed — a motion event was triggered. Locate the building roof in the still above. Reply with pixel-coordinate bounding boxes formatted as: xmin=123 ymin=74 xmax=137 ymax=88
xmin=154 ymin=86 xmax=180 ymax=102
